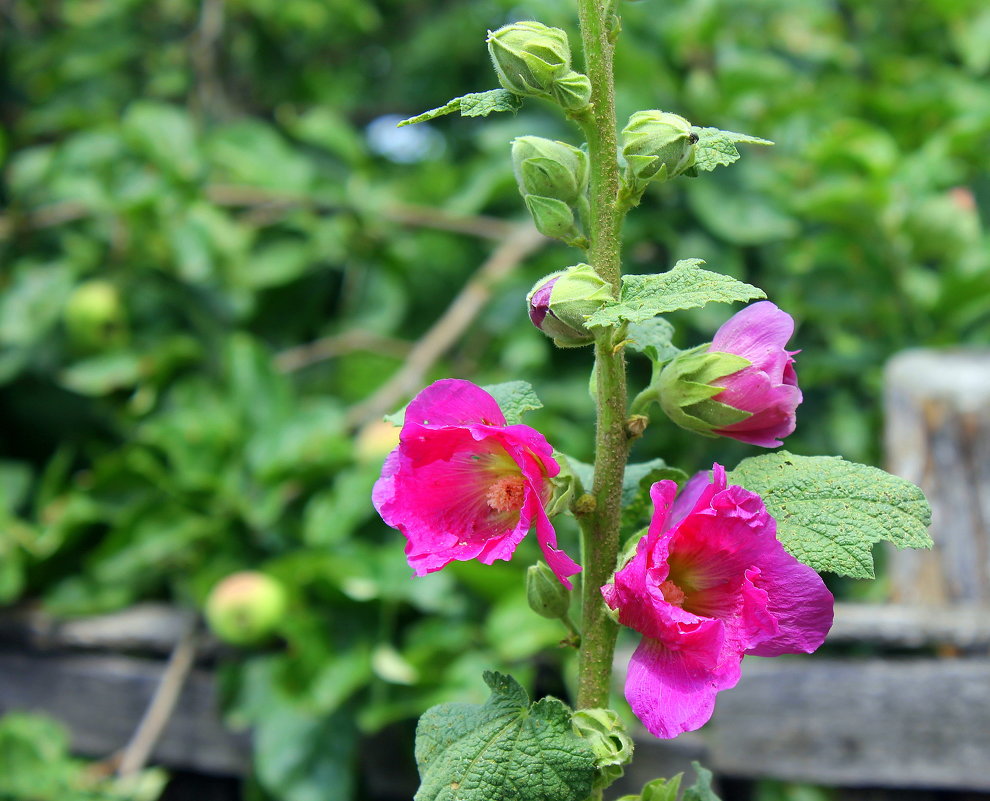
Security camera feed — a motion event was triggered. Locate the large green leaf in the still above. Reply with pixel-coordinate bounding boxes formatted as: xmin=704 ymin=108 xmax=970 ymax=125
xmin=729 ymin=451 xmax=932 ymax=578
xmin=586 ymin=260 xmax=765 ymax=327
xmin=414 ymin=672 xmax=595 ymax=801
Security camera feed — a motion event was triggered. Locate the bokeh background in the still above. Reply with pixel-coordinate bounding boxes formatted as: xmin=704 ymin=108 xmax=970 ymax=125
xmin=1 ymin=0 xmax=989 ymax=799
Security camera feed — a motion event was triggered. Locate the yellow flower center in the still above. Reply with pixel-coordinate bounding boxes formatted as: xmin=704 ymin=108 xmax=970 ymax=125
xmin=659 ymin=579 xmax=686 ymax=608
xmin=486 ymin=476 xmax=526 ymax=512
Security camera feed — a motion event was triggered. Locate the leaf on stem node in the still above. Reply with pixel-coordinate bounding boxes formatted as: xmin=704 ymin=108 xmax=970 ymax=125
xmin=729 ymin=451 xmax=933 ymax=578
xmin=691 ymin=127 xmax=773 ymax=173
xmin=414 ymin=671 xmax=596 ymax=801
xmin=398 ymin=90 xmax=523 ymax=127
xmin=585 ymin=260 xmax=766 ymax=328
xmin=626 ymin=317 xmax=680 ymax=366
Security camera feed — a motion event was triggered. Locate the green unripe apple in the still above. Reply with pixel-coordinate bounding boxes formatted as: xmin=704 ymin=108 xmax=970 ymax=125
xmin=63 ymin=280 xmax=128 ymax=351
xmin=205 ymin=571 xmax=288 ymax=646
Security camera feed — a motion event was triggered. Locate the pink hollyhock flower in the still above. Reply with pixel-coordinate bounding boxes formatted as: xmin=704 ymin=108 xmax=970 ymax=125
xmin=657 ymin=301 xmax=801 ymax=448
xmin=708 ymin=301 xmax=802 ymax=447
xmin=602 ymin=465 xmax=833 ymax=739
xmin=372 ymin=379 xmax=581 ymax=587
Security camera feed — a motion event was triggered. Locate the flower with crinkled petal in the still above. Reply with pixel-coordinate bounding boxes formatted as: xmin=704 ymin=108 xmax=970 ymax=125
xmin=602 ymin=465 xmax=833 ymax=739
xmin=373 ymin=379 xmax=580 ymax=587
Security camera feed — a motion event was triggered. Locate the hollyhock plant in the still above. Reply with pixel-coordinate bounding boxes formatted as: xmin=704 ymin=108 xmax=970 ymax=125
xmin=372 ymin=379 xmax=581 ymax=587
xmin=658 ymin=301 xmax=802 ymax=447
xmin=602 ymin=465 xmax=833 ymax=739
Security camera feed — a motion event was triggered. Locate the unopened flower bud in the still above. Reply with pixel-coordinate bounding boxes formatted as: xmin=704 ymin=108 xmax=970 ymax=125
xmin=205 ymin=571 xmax=288 ymax=646
xmin=63 ymin=280 xmax=128 ymax=352
xmin=660 ymin=301 xmax=802 ymax=447
xmin=572 ymin=708 xmax=635 ymax=792
xmin=571 ymin=708 xmax=634 ymax=768
xmin=550 ymin=70 xmax=592 ymax=112
xmin=487 ymin=21 xmax=571 ymax=97
xmin=527 ymin=264 xmax=612 ymax=348
xmin=512 ymin=136 xmax=588 ymax=206
xmin=527 ymin=561 xmax=571 ymax=619
xmin=621 ymin=110 xmax=698 ymax=183
xmin=524 ymin=195 xmax=580 ymax=242
xmin=657 ymin=345 xmax=753 ymax=437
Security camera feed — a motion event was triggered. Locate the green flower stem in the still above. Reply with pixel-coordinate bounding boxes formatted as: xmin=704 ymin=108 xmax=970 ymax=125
xmin=574 ymin=0 xmax=628 ymax=711
xmin=629 ymin=361 xmax=663 ymax=416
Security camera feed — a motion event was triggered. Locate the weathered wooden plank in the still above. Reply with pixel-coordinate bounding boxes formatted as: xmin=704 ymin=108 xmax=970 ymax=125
xmin=5 ymin=601 xmax=989 ymax=656
xmin=828 ymin=602 xmax=990 ymax=649
xmin=0 ymin=651 xmax=249 ymax=776
xmin=0 ymin=604 xmax=217 ymax=656
xmin=706 ymin=657 xmax=990 ymax=789
xmin=885 ymin=349 xmax=990 ymax=605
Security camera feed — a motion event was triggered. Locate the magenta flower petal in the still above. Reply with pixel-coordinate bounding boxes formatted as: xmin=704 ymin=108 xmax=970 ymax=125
xmin=746 ymin=544 xmax=834 ymax=656
xmin=404 ymin=378 xmax=506 ymax=427
xmin=533 ymin=498 xmax=581 ymax=588
xmin=625 ymin=637 xmax=740 ymax=740
xmin=708 ymin=302 xmax=802 ymax=447
xmin=711 ymin=301 xmax=795 ymax=364
xmin=602 ymin=463 xmax=833 ymax=739
xmin=373 ymin=379 xmax=579 ymax=584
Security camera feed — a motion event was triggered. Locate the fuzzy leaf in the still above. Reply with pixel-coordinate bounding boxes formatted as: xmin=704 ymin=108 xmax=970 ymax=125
xmin=414 ymin=671 xmax=596 ymax=801
xmin=626 ymin=317 xmax=679 ymax=365
xmin=692 ymin=127 xmax=773 ymax=173
xmin=729 ymin=451 xmax=932 ymax=578
xmin=682 ymin=762 xmax=722 ymax=801
xmin=482 ymin=380 xmax=543 ymax=425
xmin=398 ymin=90 xmax=523 ymax=127
xmin=586 ymin=260 xmax=766 ymax=327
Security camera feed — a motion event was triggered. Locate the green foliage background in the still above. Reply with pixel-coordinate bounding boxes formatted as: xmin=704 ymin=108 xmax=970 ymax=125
xmin=1 ymin=0 xmax=988 ymax=798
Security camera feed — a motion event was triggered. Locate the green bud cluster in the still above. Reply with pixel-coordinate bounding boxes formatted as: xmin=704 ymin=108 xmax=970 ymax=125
xmin=571 ymin=708 xmax=635 ymax=793
xmin=487 ymin=22 xmax=591 ymax=112
xmin=621 ymin=110 xmax=699 ymax=198
xmin=512 ymin=136 xmax=589 ymax=245
xmin=656 ymin=344 xmax=753 ymax=436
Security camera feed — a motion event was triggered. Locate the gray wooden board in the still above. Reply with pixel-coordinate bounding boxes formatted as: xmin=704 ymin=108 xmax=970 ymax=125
xmin=0 ymin=651 xmax=250 ymax=775
xmin=706 ymin=657 xmax=990 ymax=789
xmin=5 ymin=601 xmax=989 ymax=654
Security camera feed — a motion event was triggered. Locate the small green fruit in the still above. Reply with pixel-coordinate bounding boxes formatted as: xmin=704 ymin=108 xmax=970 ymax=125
xmin=205 ymin=572 xmax=288 ymax=646
xmin=63 ymin=280 xmax=128 ymax=351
